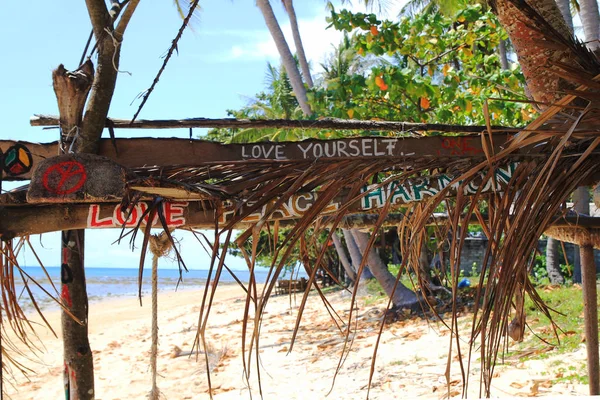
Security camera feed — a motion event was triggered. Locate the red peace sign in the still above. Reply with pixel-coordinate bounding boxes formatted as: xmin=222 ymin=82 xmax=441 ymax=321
xmin=42 ymin=161 xmax=87 ymax=195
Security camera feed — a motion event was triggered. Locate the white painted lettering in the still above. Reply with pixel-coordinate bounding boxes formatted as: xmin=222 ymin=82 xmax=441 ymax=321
xmin=275 ymin=145 xmax=285 ymax=160
xmin=362 ymin=139 xmax=373 ymax=156
xmin=313 ymin=143 xmax=323 ymax=158
xmin=337 ymin=141 xmax=349 ymax=157
xmin=324 ymin=142 xmax=336 ymax=158
xmin=348 ymin=140 xmax=360 ymax=156
xmin=381 ymin=139 xmax=396 ymax=155
xmin=297 ymin=143 xmax=313 ymax=159
xmin=262 ymin=145 xmax=274 ymax=159
xmin=373 ymin=140 xmax=386 ymax=156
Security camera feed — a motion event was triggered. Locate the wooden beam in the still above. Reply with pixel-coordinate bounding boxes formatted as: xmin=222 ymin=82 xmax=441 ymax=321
xmin=0 ymin=134 xmax=514 ymax=181
xmin=3 ymin=195 xmax=600 ymax=240
xmin=31 ymin=114 xmax=519 ymax=134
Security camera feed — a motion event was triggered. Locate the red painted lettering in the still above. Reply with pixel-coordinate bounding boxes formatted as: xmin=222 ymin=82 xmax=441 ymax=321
xmin=164 ymin=202 xmax=187 ymax=227
xmin=87 ymin=204 xmax=114 ymax=227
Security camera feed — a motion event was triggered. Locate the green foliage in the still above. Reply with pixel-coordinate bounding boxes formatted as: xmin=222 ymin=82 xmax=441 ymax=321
xmin=321 ymin=5 xmax=534 ymax=126
xmin=206 ymin=61 xmax=313 ymax=143
xmin=207 ymin=4 xmax=538 ymax=272
xmin=508 ymin=285 xmax=590 ymax=359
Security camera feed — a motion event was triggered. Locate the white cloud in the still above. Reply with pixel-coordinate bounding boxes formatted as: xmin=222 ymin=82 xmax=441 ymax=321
xmin=220 ymin=0 xmax=407 ymax=69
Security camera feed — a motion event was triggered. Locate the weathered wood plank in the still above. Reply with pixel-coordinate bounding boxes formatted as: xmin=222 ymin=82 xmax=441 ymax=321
xmin=28 ymin=154 xmax=129 ymax=203
xmin=0 ymin=134 xmax=513 ymax=181
xmin=31 ymin=114 xmax=518 ymax=134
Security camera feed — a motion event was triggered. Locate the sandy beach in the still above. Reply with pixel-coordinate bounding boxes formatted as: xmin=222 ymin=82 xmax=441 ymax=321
xmin=6 ymin=284 xmax=590 ymax=399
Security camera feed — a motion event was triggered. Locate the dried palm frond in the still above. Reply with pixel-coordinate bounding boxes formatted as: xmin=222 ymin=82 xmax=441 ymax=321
xmin=0 ymin=237 xmax=74 ymax=392
xmin=115 ymin=77 xmax=600 ymax=397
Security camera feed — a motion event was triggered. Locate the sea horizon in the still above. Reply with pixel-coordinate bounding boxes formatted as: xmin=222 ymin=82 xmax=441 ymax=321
xmin=16 ymin=266 xmax=306 ymax=312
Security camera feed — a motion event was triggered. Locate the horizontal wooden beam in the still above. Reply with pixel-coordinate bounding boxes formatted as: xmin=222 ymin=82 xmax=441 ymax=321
xmin=0 ymin=134 xmax=513 ymax=180
xmin=31 ymin=114 xmax=519 ymax=134
xmin=2 ymin=199 xmax=600 ymax=243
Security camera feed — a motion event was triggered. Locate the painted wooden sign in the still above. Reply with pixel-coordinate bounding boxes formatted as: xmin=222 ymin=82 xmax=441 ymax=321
xmin=81 ymin=163 xmax=519 ymax=229
xmin=0 ymin=134 xmax=512 ymax=180
xmin=360 ymin=163 xmax=517 ymax=210
xmin=27 ymin=154 xmax=128 ymax=203
xmin=88 ymin=202 xmax=188 ymax=228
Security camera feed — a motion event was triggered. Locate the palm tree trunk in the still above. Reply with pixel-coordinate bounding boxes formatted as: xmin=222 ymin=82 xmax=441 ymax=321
xmin=350 ymin=230 xmax=418 ymax=308
xmin=282 ymin=0 xmax=314 ymax=87
xmin=492 ymin=0 xmax=575 ymax=104
xmin=331 ymin=231 xmax=356 ymax=283
xmin=256 ymin=0 xmax=312 ymax=116
xmin=342 ymin=228 xmax=374 ymax=280
xmin=554 ymin=0 xmax=574 ymax=33
xmin=579 ymin=0 xmax=600 ymax=52
xmin=545 ymin=237 xmax=565 ymax=284
xmin=573 ymin=186 xmax=590 ymax=283
xmin=498 ymin=39 xmax=510 ymax=70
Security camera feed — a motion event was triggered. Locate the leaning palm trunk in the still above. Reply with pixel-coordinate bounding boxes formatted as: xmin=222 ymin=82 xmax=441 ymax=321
xmin=282 ymin=0 xmax=314 ymax=87
xmin=331 ymin=231 xmax=356 ymax=283
xmin=256 ymin=0 xmax=312 ymax=115
xmin=350 ymin=230 xmax=418 ymax=308
xmin=342 ymin=228 xmax=374 ymax=280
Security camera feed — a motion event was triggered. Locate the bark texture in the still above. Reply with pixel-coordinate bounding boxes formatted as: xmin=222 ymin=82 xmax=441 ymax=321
xmin=492 ymin=0 xmax=576 ymax=104
xmin=256 ymin=0 xmax=312 ymax=115
xmin=351 ymin=230 xmax=418 ymax=308
xmin=579 ymin=0 xmax=600 ymax=52
xmin=554 ymin=0 xmax=574 ymax=33
xmin=342 ymin=228 xmax=374 ymax=280
xmin=545 ymin=237 xmax=565 ymax=284
xmin=61 ymin=230 xmax=93 ymax=400
xmin=53 ymin=60 xmax=95 ymax=400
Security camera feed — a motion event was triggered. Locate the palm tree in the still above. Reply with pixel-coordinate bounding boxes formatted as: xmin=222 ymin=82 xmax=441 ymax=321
xmin=256 ymin=0 xmax=313 ymax=115
xmin=281 ymin=0 xmax=314 ymax=87
xmin=579 ymin=0 xmax=600 ymax=52
xmin=351 ymin=229 xmax=418 ymax=308
xmin=555 ymin=0 xmax=575 ymax=32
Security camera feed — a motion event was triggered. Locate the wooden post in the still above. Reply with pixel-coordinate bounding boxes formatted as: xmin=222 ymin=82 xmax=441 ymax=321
xmin=61 ymin=230 xmax=93 ymax=399
xmin=580 ymin=242 xmax=599 ymax=395
xmin=53 ymin=61 xmax=95 ymax=400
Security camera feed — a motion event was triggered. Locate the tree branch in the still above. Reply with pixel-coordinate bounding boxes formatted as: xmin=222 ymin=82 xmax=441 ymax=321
xmin=84 ymin=0 xmax=112 ymax=40
xmin=115 ymin=0 xmax=141 ymax=38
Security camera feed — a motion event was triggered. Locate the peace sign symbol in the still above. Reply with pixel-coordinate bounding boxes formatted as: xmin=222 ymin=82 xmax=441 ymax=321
xmin=42 ymin=161 xmax=87 ymax=195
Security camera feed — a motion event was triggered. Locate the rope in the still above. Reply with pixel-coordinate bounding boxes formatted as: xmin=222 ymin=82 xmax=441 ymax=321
xmin=147 ymin=231 xmax=172 ymax=400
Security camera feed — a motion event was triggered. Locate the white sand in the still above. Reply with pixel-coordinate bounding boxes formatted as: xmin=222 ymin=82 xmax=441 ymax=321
xmin=6 ymin=285 xmax=590 ymax=399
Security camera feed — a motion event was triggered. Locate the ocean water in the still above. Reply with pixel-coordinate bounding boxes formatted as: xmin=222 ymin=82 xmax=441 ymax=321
xmin=14 ymin=266 xmax=279 ymax=312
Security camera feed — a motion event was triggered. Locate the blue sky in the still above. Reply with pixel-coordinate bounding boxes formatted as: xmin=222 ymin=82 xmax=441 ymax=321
xmin=0 ymin=0 xmax=405 ymax=269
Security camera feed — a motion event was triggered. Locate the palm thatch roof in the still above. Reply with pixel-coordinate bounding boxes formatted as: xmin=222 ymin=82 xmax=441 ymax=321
xmin=2 ymin=0 xmax=600 ymax=396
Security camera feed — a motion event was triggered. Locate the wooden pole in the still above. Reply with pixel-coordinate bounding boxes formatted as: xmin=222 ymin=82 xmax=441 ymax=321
xmin=581 ymin=242 xmax=599 ymax=395
xmin=53 ymin=61 xmax=95 ymax=400
xmin=30 ymin=114 xmax=518 ymax=134
xmin=60 ymin=230 xmax=93 ymax=399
